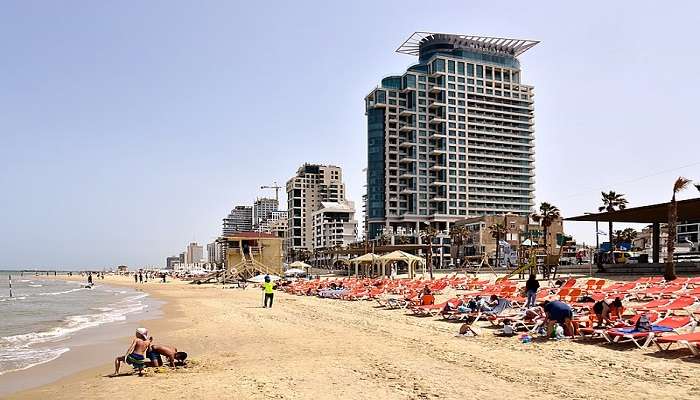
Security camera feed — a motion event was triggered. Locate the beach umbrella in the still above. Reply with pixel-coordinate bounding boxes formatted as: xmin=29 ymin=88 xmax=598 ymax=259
xmin=289 ymin=261 xmax=312 ymax=269
xmin=521 ymin=239 xmax=535 ymax=247
xmin=284 ymin=268 xmax=306 ymax=275
xmin=247 ymin=274 xmax=282 ymax=283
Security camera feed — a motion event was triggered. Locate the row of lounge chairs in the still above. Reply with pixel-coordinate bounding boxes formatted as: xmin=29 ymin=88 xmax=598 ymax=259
xmin=281 ymin=275 xmax=700 ymax=356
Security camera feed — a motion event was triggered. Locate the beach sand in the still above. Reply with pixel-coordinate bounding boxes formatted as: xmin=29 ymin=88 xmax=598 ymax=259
xmin=6 ymin=275 xmax=699 ymax=400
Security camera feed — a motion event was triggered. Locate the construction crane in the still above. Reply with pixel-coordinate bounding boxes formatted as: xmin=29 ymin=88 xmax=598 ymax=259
xmin=260 ymin=181 xmax=282 ymax=204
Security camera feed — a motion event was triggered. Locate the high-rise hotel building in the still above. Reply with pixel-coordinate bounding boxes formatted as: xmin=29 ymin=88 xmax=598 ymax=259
xmin=365 ymin=32 xmax=538 ymax=239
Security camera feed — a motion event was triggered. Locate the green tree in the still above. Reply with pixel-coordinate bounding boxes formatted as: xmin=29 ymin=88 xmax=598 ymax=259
xmin=666 ymin=177 xmax=691 ymax=281
xmin=488 ymin=222 xmax=508 ymax=267
xmin=599 ymin=191 xmax=628 ymax=249
xmin=531 ymin=202 xmax=561 ymax=253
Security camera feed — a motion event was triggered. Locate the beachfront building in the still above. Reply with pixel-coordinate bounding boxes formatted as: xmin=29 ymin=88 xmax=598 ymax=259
xmin=185 ymin=242 xmax=204 ymax=264
xmin=217 ymin=232 xmax=284 ymax=279
xmin=365 ymin=32 xmax=537 ymax=240
xmin=165 ymin=256 xmax=180 ymax=270
xmin=253 ymin=197 xmax=279 ymax=229
xmin=206 ymin=241 xmax=225 ymax=265
xmin=286 ymin=164 xmax=349 ymax=253
xmin=312 ymin=201 xmax=358 ymax=249
xmin=223 ymin=205 xmax=253 ymax=235
xmin=452 ymin=214 xmax=563 ymax=266
xmin=258 ymin=210 xmax=288 ymax=238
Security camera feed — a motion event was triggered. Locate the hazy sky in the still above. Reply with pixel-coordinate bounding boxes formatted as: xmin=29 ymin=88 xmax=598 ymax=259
xmin=1 ymin=1 xmax=699 ymax=269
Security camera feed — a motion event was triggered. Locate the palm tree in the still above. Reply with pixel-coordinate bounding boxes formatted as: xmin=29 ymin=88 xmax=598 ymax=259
xmin=666 ymin=177 xmax=691 ymax=281
xmin=599 ymin=191 xmax=628 ymax=249
xmin=531 ymin=202 xmax=561 ymax=254
xmin=488 ymin=222 xmax=508 ymax=267
xmin=420 ymin=223 xmax=438 ymax=280
xmin=449 ymin=225 xmax=465 ymax=262
xmin=613 ymin=228 xmax=638 ymax=248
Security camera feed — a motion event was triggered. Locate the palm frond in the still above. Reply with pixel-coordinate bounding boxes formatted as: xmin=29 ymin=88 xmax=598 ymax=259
xmin=673 ymin=177 xmax=691 ymax=194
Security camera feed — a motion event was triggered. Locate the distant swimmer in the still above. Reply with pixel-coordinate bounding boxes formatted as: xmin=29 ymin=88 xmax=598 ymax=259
xmin=113 ymin=328 xmax=151 ymax=376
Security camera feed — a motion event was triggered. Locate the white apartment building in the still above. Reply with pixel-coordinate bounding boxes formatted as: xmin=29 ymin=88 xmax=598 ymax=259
xmin=286 ymin=164 xmax=348 ymax=251
xmin=365 ymin=32 xmax=537 ymax=239
xmin=258 ymin=210 xmax=288 ymax=238
xmin=312 ymin=201 xmax=358 ymax=249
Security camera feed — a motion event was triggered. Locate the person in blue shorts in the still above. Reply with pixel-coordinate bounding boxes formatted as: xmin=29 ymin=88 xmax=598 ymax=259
xmin=542 ymin=300 xmax=576 ymax=338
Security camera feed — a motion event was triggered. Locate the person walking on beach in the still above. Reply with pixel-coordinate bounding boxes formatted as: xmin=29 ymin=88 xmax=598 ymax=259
xmin=87 ymin=272 xmax=93 ymax=285
xmin=139 ymin=272 xmax=143 ymax=284
xmin=525 ymin=274 xmax=539 ymax=308
xmin=134 ymin=273 xmax=138 ymax=283
xmin=113 ymin=328 xmax=151 ymax=376
xmin=262 ymin=275 xmax=274 ymax=308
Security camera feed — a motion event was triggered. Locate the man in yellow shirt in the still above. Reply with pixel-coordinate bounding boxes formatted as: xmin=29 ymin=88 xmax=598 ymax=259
xmin=262 ymin=275 xmax=275 ymax=308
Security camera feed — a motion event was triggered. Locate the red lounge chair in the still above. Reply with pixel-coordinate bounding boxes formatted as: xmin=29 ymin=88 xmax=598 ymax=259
xmin=654 ymin=296 xmax=696 ymax=313
xmin=654 ymin=331 xmax=700 ymax=353
xmin=602 ymin=315 xmax=693 ymax=348
xmin=633 ymin=298 xmax=672 ymax=311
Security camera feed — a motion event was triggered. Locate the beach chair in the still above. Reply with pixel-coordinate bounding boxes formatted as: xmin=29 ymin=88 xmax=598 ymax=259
xmin=602 ymin=315 xmax=694 ymax=348
xmin=653 ymin=331 xmax=700 ymax=352
xmin=633 ymin=298 xmax=673 ymax=311
xmin=653 ymin=296 xmax=696 ymax=314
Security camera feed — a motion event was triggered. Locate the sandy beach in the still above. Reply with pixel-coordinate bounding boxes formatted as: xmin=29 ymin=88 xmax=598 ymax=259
xmin=6 ymin=274 xmax=700 ymax=400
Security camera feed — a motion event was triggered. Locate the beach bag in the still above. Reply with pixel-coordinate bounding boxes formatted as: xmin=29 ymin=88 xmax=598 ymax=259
xmin=635 ymin=313 xmax=652 ymax=332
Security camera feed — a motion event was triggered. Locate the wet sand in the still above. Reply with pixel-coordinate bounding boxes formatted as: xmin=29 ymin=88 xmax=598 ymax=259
xmin=6 ymin=275 xmax=700 ymax=400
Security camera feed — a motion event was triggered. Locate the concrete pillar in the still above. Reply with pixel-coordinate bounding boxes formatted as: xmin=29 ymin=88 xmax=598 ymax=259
xmin=354 ymin=262 xmax=358 ymax=276
xmin=652 ymin=223 xmax=660 ymax=263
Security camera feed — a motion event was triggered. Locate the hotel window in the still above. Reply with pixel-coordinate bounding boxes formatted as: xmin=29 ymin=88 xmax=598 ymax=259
xmin=457 ymin=62 xmax=465 ymax=74
xmin=485 ymin=67 xmax=492 ymax=80
xmin=448 ymin=60 xmax=455 ymax=73
xmin=448 ymin=75 xmax=455 ymax=81
xmin=467 ymin=64 xmax=474 ymax=76
xmin=476 ymin=65 xmax=483 ymax=78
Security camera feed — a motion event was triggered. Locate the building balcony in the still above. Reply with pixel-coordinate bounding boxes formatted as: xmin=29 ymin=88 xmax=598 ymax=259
xmin=428 ymin=85 xmax=445 ymax=93
xmin=398 ymin=155 xmax=417 ymax=164
xmin=399 ymin=123 xmax=415 ymax=132
xmin=428 ymin=100 xmax=446 ymax=109
xmin=399 ymin=108 xmax=416 ymax=116
xmin=399 ymin=140 xmax=416 ymax=148
xmin=428 ymin=116 xmax=446 ymax=124
xmin=429 ymin=164 xmax=447 ymax=170
xmin=430 ymin=148 xmax=447 ymax=155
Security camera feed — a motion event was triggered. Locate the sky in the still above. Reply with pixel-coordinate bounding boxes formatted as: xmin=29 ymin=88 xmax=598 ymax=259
xmin=1 ymin=1 xmax=699 ymax=269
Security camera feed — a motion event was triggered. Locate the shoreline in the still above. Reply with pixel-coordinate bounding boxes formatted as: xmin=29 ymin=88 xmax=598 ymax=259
xmin=0 ymin=275 xmax=173 ymax=398
xmin=4 ymin=274 xmax=699 ymax=400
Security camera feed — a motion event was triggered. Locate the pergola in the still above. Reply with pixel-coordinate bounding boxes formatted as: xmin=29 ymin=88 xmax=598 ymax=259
xmin=566 ymin=198 xmax=700 ymax=263
xmin=378 ymin=251 xmax=425 ymax=279
xmin=350 ymin=253 xmax=380 ymax=277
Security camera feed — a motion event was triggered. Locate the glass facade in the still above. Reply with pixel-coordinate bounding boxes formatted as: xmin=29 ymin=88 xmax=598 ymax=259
xmin=367 ymin=108 xmax=386 ymax=222
xmin=366 ymin=34 xmax=535 ymax=239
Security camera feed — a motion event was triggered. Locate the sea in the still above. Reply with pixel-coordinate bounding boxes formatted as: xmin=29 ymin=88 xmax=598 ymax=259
xmin=0 ymin=271 xmax=155 ymax=377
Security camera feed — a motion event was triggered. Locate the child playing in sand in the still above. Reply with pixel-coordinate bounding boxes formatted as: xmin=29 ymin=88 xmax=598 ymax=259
xmin=113 ymin=328 xmax=151 ymax=376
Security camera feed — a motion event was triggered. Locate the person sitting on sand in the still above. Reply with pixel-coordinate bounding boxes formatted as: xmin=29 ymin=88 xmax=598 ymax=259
xmin=146 ymin=338 xmax=187 ymax=367
xmin=114 ymin=328 xmax=151 ymax=376
xmin=542 ymin=300 xmax=577 ymax=338
xmin=496 ymin=319 xmax=516 ymax=337
xmin=592 ymin=297 xmax=624 ymax=327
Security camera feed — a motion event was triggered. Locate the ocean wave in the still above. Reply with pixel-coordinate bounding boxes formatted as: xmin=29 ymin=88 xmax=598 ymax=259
xmin=0 ymin=296 xmax=27 ymax=302
xmin=0 ymin=347 xmax=70 ymax=376
xmin=1 ymin=297 xmax=148 ymax=346
xmin=38 ymin=288 xmax=83 ymax=296
xmin=28 ymin=284 xmax=43 ymax=288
